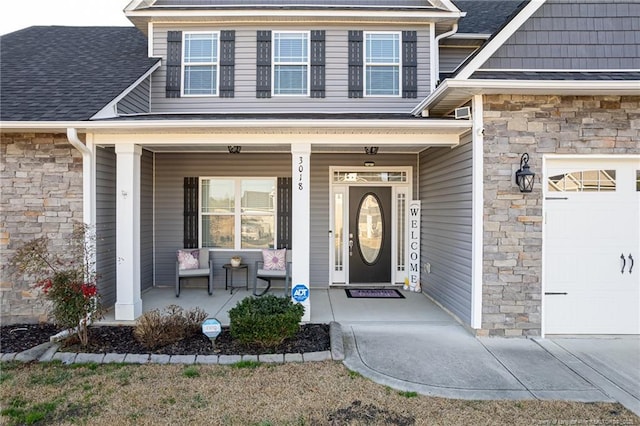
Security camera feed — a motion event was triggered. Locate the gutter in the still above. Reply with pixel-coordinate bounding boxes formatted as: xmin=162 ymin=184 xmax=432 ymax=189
xmin=66 ymin=128 xmax=95 ymax=229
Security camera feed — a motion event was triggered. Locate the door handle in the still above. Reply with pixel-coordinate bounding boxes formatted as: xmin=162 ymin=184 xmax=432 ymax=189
xmin=349 ymin=240 xmax=354 ymax=256
xmin=629 ymin=254 xmax=634 ymax=274
xmin=621 ymin=253 xmax=626 ymax=274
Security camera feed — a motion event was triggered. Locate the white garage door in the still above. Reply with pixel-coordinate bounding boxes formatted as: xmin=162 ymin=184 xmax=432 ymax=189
xmin=544 ymin=157 xmax=640 ymax=335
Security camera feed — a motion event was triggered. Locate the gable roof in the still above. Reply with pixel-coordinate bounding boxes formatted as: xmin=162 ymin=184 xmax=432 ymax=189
xmin=0 ymin=26 xmax=159 ymax=122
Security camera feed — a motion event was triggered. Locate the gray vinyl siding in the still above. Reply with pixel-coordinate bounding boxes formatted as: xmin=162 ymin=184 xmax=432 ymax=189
xmin=95 ymin=147 xmax=117 ymax=307
xmin=419 ymin=135 xmax=472 ymax=325
xmin=439 ymin=46 xmax=476 ymax=73
xmin=481 ymin=0 xmax=640 ymax=70
xmin=153 ymin=153 xmax=291 ymax=288
xmin=150 ymin=25 xmax=431 ymax=113
xmin=117 ymin=77 xmax=151 ymax=115
xmin=153 ymin=152 xmax=417 ymax=288
xmin=310 ymin=153 xmax=418 ymax=287
xmin=141 ymin=149 xmax=153 ymax=291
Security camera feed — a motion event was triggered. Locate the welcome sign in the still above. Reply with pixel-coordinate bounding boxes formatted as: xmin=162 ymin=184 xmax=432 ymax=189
xmin=407 ymin=200 xmax=421 ymax=292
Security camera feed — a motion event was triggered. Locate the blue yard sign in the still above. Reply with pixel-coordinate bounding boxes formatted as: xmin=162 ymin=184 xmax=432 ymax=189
xmin=291 ymin=284 xmax=309 ymax=303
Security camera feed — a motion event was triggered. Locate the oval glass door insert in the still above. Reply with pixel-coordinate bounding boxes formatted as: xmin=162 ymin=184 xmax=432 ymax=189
xmin=357 ymin=193 xmax=384 ymax=265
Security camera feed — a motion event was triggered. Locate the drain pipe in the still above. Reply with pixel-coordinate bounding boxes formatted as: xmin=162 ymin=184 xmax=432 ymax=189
xmin=432 ymin=23 xmax=459 ymax=92
xmin=66 ymin=128 xmax=95 ymax=228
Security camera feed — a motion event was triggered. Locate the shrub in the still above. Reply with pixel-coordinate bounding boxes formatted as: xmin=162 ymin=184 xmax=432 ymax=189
xmin=9 ymin=223 xmax=102 ymax=346
xmin=228 ymin=295 xmax=304 ymax=348
xmin=133 ymin=305 xmax=207 ymax=350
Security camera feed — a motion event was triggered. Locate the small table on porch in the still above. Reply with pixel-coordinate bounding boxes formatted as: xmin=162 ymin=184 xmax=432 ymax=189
xmin=222 ymin=263 xmax=249 ymax=294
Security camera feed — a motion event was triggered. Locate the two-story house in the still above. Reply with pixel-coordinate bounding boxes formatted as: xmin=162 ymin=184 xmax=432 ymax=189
xmin=1 ymin=0 xmax=639 ymax=336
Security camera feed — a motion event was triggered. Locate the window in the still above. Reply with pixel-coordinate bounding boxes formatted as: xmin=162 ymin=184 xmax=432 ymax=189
xmin=200 ymin=178 xmax=276 ymax=250
xmin=548 ymin=170 xmax=616 ymax=192
xmin=200 ymin=178 xmax=276 ymax=249
xmin=273 ymin=31 xmax=309 ymax=95
xmin=183 ymin=32 xmax=219 ymax=96
xmin=365 ymin=32 xmax=400 ymax=96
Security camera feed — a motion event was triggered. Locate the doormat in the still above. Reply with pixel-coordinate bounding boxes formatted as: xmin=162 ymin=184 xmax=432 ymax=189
xmin=345 ymin=288 xmax=405 ymax=299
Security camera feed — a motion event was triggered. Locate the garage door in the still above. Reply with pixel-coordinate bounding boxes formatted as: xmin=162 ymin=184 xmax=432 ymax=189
xmin=544 ymin=157 xmax=640 ymax=334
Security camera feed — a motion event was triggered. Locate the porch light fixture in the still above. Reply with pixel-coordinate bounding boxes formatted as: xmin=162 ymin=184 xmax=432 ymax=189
xmin=364 ymin=146 xmax=379 ymax=155
xmin=364 ymin=161 xmax=375 ymax=167
xmin=515 ymin=153 xmax=535 ymax=193
xmin=228 ymin=145 xmax=241 ymax=154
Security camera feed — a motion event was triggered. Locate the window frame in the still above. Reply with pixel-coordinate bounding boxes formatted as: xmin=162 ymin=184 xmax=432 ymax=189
xmin=363 ymin=31 xmax=402 ymax=98
xmin=181 ymin=31 xmax=221 ymax=97
xmin=272 ymin=30 xmax=311 ymax=97
xmin=199 ymin=177 xmax=277 ymax=250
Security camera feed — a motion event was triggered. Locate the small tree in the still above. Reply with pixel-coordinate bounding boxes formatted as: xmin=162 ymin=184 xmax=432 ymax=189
xmin=10 ymin=223 xmax=102 ymax=346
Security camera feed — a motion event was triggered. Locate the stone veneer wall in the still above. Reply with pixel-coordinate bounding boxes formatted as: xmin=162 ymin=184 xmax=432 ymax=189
xmin=480 ymin=95 xmax=640 ymax=336
xmin=0 ymin=133 xmax=83 ymax=324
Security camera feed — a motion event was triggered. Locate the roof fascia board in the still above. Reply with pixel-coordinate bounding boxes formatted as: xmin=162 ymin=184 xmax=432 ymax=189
xmin=125 ymin=9 xmax=463 ymax=20
xmin=0 ymin=118 xmax=472 ymax=132
xmin=91 ymin=60 xmax=162 ymax=120
xmin=412 ymin=78 xmax=640 ymax=116
xmin=430 ymin=0 xmax=461 ymax=13
xmin=455 ymin=0 xmax=546 ymax=80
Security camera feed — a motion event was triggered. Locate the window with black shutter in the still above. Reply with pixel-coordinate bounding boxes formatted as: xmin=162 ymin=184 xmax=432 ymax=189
xmin=183 ymin=177 xmax=199 ymax=248
xmin=256 ymin=30 xmax=272 ymax=98
xmin=220 ymin=30 xmax=236 ymax=98
xmin=402 ymin=31 xmax=418 ymax=98
xmin=348 ymin=31 xmax=364 ymax=98
xmin=166 ymin=31 xmax=182 ymax=98
xmin=310 ymin=30 xmax=326 ymax=98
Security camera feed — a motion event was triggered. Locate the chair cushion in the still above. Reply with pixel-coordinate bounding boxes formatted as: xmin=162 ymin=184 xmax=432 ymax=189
xmin=257 ymin=268 xmax=286 ymax=278
xmin=177 ymin=249 xmax=199 ymax=270
xmin=262 ymin=249 xmax=286 ymax=271
xmin=179 ymin=268 xmax=210 ymax=277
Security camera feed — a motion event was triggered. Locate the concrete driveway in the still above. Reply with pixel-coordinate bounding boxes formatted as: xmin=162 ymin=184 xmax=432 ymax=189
xmin=342 ymin=323 xmax=640 ymax=416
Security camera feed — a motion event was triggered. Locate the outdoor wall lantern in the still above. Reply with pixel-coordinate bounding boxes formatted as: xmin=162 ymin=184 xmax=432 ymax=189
xmin=364 ymin=146 xmax=379 ymax=155
xmin=515 ymin=153 xmax=535 ymax=193
xmin=228 ymin=145 xmax=241 ymax=154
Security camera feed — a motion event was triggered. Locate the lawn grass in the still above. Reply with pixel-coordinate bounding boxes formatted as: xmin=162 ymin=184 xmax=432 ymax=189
xmin=1 ymin=360 xmax=637 ymax=425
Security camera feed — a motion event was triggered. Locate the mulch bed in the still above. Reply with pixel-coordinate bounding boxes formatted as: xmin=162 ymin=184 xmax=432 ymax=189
xmin=1 ymin=323 xmax=330 ymax=356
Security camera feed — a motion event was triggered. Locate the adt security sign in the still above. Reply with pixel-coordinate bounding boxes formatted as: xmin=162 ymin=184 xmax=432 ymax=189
xmin=202 ymin=318 xmax=222 ymax=343
xmin=292 ymin=284 xmax=309 ymax=303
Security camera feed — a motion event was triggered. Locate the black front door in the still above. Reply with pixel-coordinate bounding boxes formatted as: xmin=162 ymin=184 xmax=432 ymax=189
xmin=348 ymin=186 xmax=392 ymax=283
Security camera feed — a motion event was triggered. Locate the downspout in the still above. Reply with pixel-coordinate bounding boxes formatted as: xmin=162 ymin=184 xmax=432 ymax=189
xmin=66 ymin=128 xmax=95 ymax=229
xmin=430 ymin=23 xmax=458 ymax=102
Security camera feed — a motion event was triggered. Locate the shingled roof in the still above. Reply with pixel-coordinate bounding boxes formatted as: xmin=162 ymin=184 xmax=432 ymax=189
xmin=0 ymin=26 xmax=159 ymax=121
xmin=453 ymin=0 xmax=527 ymax=34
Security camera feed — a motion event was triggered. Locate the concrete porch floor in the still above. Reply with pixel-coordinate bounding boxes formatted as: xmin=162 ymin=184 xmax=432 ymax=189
xmin=100 ymin=286 xmax=456 ymax=327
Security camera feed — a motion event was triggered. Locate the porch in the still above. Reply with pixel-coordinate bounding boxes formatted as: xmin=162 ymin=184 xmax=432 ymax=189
xmin=99 ymin=287 xmax=456 ymax=327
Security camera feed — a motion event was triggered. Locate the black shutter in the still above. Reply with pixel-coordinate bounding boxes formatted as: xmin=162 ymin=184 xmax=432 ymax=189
xmin=183 ymin=177 xmax=199 ymax=248
xmin=219 ymin=30 xmax=235 ymax=98
xmin=348 ymin=31 xmax=363 ymax=98
xmin=402 ymin=31 xmax=418 ymax=99
xmin=310 ymin=30 xmax=326 ymax=98
xmin=256 ymin=30 xmax=272 ymax=98
xmin=277 ymin=177 xmax=292 ymax=249
xmin=166 ymin=31 xmax=182 ymax=98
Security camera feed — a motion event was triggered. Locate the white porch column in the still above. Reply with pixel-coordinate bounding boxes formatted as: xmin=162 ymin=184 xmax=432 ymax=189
xmin=471 ymin=94 xmax=484 ymax=330
xmin=291 ymin=143 xmax=311 ymax=322
xmin=114 ymin=144 xmax=142 ymax=320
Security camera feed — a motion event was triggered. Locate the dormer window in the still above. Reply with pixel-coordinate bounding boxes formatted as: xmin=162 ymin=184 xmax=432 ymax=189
xmin=364 ymin=32 xmax=400 ymax=97
xmin=273 ymin=31 xmax=310 ymax=96
xmin=182 ymin=32 xmax=220 ymax=96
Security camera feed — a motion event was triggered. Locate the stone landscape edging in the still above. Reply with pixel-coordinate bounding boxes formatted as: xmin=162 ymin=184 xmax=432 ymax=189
xmin=0 ymin=321 xmax=344 ymax=365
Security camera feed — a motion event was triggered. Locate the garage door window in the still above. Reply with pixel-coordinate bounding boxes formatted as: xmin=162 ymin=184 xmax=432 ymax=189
xmin=548 ymin=170 xmax=616 ymax=192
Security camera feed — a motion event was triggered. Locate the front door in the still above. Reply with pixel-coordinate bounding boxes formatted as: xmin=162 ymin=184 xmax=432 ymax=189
xmin=349 ymin=186 xmax=392 ymax=284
